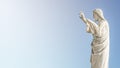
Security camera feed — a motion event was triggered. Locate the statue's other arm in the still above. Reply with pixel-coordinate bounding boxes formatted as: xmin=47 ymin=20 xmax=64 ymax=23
xmin=79 ymin=12 xmax=97 ymax=27
xmin=80 ymin=12 xmax=99 ymax=34
xmin=86 ymin=19 xmax=99 ymax=35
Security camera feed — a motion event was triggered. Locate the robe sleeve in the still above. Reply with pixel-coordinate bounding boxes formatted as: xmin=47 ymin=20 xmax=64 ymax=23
xmin=86 ymin=19 xmax=98 ymax=35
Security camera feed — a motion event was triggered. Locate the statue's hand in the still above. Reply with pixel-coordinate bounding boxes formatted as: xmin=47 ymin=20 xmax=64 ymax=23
xmin=80 ymin=12 xmax=85 ymax=19
xmin=79 ymin=11 xmax=87 ymax=24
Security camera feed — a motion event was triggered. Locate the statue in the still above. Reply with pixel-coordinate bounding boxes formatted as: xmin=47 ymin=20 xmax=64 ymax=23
xmin=79 ymin=9 xmax=109 ymax=68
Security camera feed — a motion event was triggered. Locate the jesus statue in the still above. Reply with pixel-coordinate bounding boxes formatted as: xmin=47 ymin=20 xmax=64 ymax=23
xmin=79 ymin=9 xmax=110 ymax=68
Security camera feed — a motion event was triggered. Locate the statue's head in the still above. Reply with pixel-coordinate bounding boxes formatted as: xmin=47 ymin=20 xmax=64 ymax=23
xmin=93 ymin=9 xmax=105 ymax=21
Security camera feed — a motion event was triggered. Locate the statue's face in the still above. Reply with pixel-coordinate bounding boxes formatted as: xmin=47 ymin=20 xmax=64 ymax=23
xmin=93 ymin=13 xmax=98 ymax=21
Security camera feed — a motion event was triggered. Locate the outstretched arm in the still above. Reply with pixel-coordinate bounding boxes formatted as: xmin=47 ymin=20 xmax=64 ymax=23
xmin=79 ymin=12 xmax=98 ymax=28
xmin=79 ymin=12 xmax=98 ymax=34
xmin=79 ymin=12 xmax=97 ymax=26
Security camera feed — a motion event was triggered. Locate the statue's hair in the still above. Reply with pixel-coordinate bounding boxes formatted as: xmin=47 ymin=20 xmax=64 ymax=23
xmin=93 ymin=8 xmax=105 ymax=20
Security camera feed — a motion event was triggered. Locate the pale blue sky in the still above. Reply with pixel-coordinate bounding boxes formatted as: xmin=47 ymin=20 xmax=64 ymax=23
xmin=0 ymin=0 xmax=119 ymax=68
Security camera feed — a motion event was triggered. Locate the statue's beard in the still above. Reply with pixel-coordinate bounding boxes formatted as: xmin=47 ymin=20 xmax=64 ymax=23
xmin=94 ymin=19 xmax=99 ymax=24
xmin=94 ymin=19 xmax=97 ymax=23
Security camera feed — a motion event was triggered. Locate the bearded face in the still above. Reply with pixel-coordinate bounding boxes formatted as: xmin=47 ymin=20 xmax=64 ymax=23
xmin=93 ymin=13 xmax=99 ymax=22
xmin=93 ymin=9 xmax=105 ymax=23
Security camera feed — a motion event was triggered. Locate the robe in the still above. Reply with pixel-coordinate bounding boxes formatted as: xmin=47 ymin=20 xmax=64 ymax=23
xmin=86 ymin=19 xmax=109 ymax=68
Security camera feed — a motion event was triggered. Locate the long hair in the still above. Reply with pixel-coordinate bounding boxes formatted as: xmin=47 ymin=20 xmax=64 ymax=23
xmin=93 ymin=9 xmax=105 ymax=20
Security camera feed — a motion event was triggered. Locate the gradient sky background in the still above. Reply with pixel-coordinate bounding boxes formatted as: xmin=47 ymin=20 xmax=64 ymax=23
xmin=0 ymin=0 xmax=119 ymax=68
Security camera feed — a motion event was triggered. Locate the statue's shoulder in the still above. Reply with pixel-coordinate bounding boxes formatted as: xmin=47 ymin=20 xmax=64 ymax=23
xmin=100 ymin=20 xmax=108 ymax=24
xmin=103 ymin=20 xmax=109 ymax=26
xmin=100 ymin=20 xmax=109 ymax=28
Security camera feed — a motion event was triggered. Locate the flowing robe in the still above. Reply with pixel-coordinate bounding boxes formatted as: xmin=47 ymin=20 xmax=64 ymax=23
xmin=86 ymin=19 xmax=109 ymax=68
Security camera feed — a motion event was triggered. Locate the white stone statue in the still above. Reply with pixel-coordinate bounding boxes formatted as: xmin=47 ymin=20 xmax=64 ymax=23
xmin=80 ymin=9 xmax=109 ymax=68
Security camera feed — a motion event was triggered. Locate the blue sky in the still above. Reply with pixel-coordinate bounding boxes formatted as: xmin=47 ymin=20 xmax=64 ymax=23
xmin=0 ymin=0 xmax=119 ymax=68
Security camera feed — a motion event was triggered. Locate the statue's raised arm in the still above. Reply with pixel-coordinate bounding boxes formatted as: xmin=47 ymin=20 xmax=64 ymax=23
xmin=79 ymin=12 xmax=98 ymax=34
